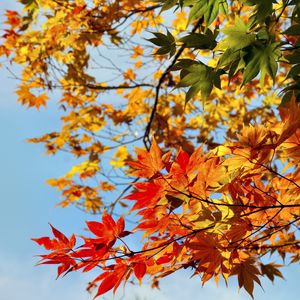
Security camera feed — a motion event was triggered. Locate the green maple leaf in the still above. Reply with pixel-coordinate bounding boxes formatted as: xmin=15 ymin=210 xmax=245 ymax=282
xmin=242 ymin=42 xmax=280 ymax=86
xmin=187 ymin=0 xmax=228 ymax=27
xmin=221 ymin=17 xmax=256 ymax=50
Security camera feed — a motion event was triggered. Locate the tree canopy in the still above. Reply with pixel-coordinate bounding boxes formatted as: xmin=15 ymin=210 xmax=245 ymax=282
xmin=1 ymin=0 xmax=300 ymax=298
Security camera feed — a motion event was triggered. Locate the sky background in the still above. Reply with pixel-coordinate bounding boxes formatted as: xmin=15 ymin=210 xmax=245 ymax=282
xmin=0 ymin=1 xmax=299 ymax=300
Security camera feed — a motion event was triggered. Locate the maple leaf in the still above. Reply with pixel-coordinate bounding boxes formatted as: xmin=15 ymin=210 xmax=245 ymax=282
xmin=31 ymin=236 xmax=53 ymax=250
xmin=109 ymin=146 xmax=129 ymax=168
xmin=32 ymin=224 xmax=77 ymax=277
xmin=131 ymin=45 xmax=144 ymax=59
xmin=33 ymin=94 xmax=48 ymax=109
xmin=125 ymin=181 xmax=165 ymax=210
xmin=189 ymin=157 xmax=227 ymax=198
xmin=123 ymin=68 xmax=136 ymax=81
xmin=94 ymin=273 xmax=119 ymax=298
xmin=129 ymin=139 xmax=165 ymax=178
xmin=260 ymin=263 xmax=284 ymax=282
xmin=16 ymin=86 xmax=48 ymax=109
xmin=86 ymin=212 xmax=126 ymax=246
xmin=277 ymin=98 xmax=300 ymax=146
xmin=187 ymin=232 xmax=224 ymax=280
xmin=133 ymin=262 xmax=147 ymax=283
xmin=32 ymin=224 xmax=76 ymax=252
xmin=231 ymin=259 xmax=262 ymax=298
xmin=4 ymin=10 xmax=21 ymax=28
xmin=100 ymin=181 xmax=116 ymax=191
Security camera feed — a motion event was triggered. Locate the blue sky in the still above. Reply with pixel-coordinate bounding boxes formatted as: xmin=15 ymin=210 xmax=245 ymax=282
xmin=0 ymin=1 xmax=299 ymax=300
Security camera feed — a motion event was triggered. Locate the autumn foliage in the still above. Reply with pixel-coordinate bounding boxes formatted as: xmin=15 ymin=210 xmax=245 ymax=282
xmin=1 ymin=0 xmax=300 ymax=298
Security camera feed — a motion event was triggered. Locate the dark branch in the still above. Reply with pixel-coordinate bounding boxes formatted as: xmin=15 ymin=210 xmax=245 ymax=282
xmin=143 ymin=17 xmax=204 ymax=150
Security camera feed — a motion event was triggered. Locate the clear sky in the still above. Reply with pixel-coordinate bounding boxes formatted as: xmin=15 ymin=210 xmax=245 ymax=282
xmin=0 ymin=1 xmax=299 ymax=300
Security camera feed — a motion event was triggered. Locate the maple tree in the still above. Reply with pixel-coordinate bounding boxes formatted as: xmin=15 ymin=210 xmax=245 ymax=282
xmin=2 ymin=0 xmax=300 ymax=298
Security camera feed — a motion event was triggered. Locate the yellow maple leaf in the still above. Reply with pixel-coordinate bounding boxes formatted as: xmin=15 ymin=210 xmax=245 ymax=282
xmin=109 ymin=146 xmax=129 ymax=168
xmin=123 ymin=68 xmax=136 ymax=81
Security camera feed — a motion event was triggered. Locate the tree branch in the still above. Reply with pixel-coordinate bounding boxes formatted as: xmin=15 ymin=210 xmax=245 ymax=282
xmin=143 ymin=17 xmax=204 ymax=150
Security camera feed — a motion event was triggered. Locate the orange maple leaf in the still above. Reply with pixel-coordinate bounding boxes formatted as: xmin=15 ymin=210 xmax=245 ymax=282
xmin=129 ymin=139 xmax=165 ymax=178
xmin=231 ymin=259 xmax=262 ymax=298
xmin=189 ymin=157 xmax=226 ymax=198
xmin=188 ymin=232 xmax=224 ymax=280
